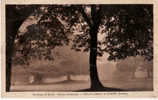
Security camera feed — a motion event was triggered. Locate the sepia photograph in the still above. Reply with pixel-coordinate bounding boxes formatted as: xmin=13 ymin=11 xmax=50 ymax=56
xmin=1 ymin=0 xmax=158 ymax=98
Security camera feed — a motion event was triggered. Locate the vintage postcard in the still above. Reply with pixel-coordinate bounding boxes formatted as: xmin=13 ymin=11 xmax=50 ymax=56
xmin=1 ymin=0 xmax=158 ymax=98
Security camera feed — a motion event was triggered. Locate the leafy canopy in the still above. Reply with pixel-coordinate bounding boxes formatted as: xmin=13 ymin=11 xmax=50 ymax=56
xmin=13 ymin=5 xmax=153 ymax=65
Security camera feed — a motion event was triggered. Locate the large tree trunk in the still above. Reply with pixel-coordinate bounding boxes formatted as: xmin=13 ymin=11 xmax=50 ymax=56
xmin=6 ymin=54 xmax=12 ymax=92
xmin=6 ymin=20 xmax=23 ymax=91
xmin=6 ymin=7 xmax=25 ymax=91
xmin=89 ymin=7 xmax=104 ymax=89
xmin=89 ymin=48 xmax=104 ymax=90
xmin=5 ymin=6 xmax=24 ymax=92
xmin=5 ymin=5 xmax=38 ymax=91
xmin=89 ymin=29 xmax=104 ymax=90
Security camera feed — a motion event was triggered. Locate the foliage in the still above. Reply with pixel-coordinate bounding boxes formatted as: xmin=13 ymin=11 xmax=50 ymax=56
xmin=38 ymin=5 xmax=153 ymax=61
xmin=13 ymin=5 xmax=153 ymax=65
xmin=13 ymin=21 xmax=71 ymax=64
xmin=103 ymin=5 xmax=153 ymax=61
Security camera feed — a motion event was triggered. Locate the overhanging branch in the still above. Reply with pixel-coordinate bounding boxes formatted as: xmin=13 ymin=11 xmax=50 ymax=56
xmin=69 ymin=5 xmax=92 ymax=28
xmin=79 ymin=7 xmax=92 ymax=28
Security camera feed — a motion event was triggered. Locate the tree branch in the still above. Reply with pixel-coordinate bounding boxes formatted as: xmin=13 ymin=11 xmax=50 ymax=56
xmin=93 ymin=5 xmax=103 ymax=25
xmin=69 ymin=5 xmax=92 ymax=28
xmin=79 ymin=7 xmax=92 ymax=28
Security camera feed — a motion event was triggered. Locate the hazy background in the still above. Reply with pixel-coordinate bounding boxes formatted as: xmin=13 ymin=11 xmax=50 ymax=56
xmin=11 ymin=45 xmax=153 ymax=91
xmin=10 ymin=13 xmax=153 ymax=92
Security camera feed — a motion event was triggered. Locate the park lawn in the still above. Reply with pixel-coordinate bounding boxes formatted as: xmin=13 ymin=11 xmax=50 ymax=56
xmin=10 ymin=77 xmax=153 ymax=92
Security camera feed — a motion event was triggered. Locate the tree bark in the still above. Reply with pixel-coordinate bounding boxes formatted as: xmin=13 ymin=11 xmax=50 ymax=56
xmin=88 ymin=6 xmax=105 ymax=90
xmin=6 ymin=20 xmax=23 ymax=91
xmin=5 ymin=5 xmax=38 ymax=91
xmin=89 ymin=8 xmax=104 ymax=89
xmin=6 ymin=54 xmax=12 ymax=92
xmin=89 ymin=27 xmax=104 ymax=90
